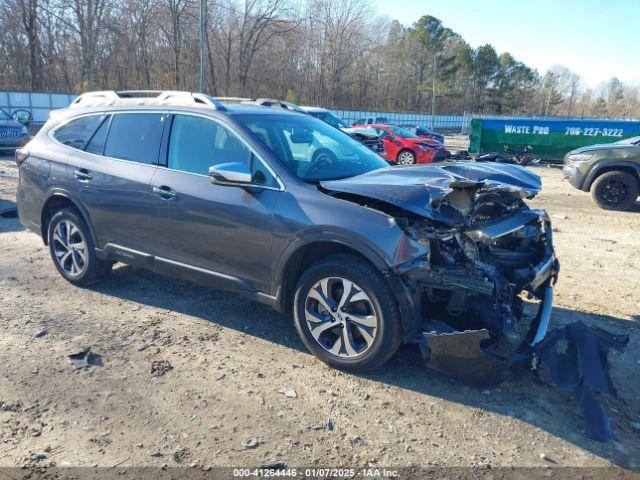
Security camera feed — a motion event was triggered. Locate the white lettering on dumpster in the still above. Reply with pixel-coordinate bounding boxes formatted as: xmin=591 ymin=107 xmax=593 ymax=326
xmin=504 ymin=125 xmax=549 ymax=135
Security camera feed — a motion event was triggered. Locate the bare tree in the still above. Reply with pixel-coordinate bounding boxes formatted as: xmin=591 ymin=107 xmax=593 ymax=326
xmin=1 ymin=1 xmax=639 ymax=118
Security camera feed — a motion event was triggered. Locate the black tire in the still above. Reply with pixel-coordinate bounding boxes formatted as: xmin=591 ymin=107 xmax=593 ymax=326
xmin=47 ymin=208 xmax=112 ymax=286
xmin=397 ymin=149 xmax=416 ymax=165
xmin=293 ymin=254 xmax=403 ymax=372
xmin=590 ymin=170 xmax=639 ymax=211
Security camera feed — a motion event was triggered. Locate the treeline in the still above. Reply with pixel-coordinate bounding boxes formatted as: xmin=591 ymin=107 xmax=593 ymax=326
xmin=1 ymin=0 xmax=639 ymax=118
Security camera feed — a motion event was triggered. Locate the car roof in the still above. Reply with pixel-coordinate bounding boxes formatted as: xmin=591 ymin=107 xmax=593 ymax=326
xmin=57 ymin=90 xmax=308 ymax=120
xmin=52 ymin=100 xmax=305 ymax=122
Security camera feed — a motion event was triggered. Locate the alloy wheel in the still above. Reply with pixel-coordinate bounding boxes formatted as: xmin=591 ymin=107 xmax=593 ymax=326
xmin=398 ymin=151 xmax=415 ymax=165
xmin=304 ymin=277 xmax=378 ymax=358
xmin=600 ymin=179 xmax=629 ymax=206
xmin=52 ymin=220 xmax=87 ymax=277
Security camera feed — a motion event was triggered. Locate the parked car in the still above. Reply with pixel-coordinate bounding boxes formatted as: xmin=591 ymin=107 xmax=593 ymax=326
xmin=365 ymin=124 xmax=447 ymax=165
xmin=0 ymin=108 xmax=31 ymax=152
xmin=300 ymin=106 xmax=349 ymax=129
xmin=352 ymin=116 xmax=390 ymax=126
xmin=398 ymin=124 xmax=445 ymax=145
xmin=300 ymin=106 xmax=383 ymax=154
xmin=563 ymin=138 xmax=640 ymax=210
xmin=16 ymin=90 xmax=558 ymax=373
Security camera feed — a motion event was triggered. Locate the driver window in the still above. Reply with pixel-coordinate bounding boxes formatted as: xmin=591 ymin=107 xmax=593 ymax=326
xmin=168 ymin=115 xmax=249 ymax=175
xmin=168 ymin=114 xmax=278 ymax=187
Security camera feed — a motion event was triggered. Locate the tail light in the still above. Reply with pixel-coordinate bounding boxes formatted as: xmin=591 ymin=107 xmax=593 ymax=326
xmin=15 ymin=148 xmax=30 ymax=166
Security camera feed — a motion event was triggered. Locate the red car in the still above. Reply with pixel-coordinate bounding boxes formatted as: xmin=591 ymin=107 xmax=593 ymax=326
xmin=365 ymin=124 xmax=447 ymax=165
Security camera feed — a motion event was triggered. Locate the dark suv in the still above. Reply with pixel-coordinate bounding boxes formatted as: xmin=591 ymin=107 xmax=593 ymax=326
xmin=563 ymin=136 xmax=640 ymax=210
xmin=16 ymin=91 xmax=558 ymax=372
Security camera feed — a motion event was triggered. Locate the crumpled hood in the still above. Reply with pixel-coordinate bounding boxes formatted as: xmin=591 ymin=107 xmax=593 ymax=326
xmin=321 ymin=162 xmax=542 ymax=226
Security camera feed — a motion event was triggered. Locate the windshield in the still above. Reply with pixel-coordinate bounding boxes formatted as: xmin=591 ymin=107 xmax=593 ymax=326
xmin=318 ymin=111 xmax=348 ymax=129
xmin=235 ymin=113 xmax=389 ymax=182
xmin=389 ymin=125 xmax=420 ymax=139
xmin=0 ymin=109 xmax=10 ymax=121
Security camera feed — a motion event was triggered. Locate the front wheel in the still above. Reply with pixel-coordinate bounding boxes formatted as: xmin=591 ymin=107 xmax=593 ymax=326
xmin=590 ymin=170 xmax=639 ymax=211
xmin=293 ymin=255 xmax=403 ymax=372
xmin=397 ymin=149 xmax=416 ymax=165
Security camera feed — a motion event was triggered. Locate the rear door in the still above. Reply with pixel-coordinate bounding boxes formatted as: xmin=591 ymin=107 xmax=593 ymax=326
xmin=150 ymin=113 xmax=281 ymax=293
xmin=61 ymin=111 xmax=166 ymax=254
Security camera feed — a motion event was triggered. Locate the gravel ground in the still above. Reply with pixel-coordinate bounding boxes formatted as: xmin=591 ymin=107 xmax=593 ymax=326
xmin=0 ymin=155 xmax=639 ymax=473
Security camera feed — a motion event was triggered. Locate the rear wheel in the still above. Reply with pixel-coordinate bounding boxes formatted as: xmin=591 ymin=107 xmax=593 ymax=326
xmin=397 ymin=149 xmax=416 ymax=165
xmin=48 ymin=208 xmax=112 ymax=286
xmin=293 ymin=255 xmax=402 ymax=372
xmin=590 ymin=170 xmax=639 ymax=211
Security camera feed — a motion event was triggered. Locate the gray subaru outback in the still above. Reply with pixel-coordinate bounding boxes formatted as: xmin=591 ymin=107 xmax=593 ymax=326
xmin=16 ymin=91 xmax=558 ymax=374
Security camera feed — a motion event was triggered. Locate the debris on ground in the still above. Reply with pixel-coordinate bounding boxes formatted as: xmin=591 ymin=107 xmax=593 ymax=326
xmin=150 ymin=360 xmax=173 ymax=377
xmin=261 ymin=460 xmax=286 ymax=469
xmin=33 ymin=329 xmax=48 ymax=339
xmin=326 ymin=418 xmax=334 ymax=430
xmin=278 ymin=387 xmax=297 ymax=398
xmin=68 ymin=347 xmax=102 ymax=368
xmin=534 ymin=322 xmax=629 ymax=442
xmin=244 ymin=437 xmax=259 ymax=449
xmin=173 ymin=448 xmax=190 ymax=464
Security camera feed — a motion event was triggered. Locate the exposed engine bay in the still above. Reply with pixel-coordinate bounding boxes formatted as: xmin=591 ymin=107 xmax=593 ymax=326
xmin=321 ymin=162 xmax=560 ymax=383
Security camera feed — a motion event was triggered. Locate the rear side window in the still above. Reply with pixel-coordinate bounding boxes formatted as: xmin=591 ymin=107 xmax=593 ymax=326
xmin=84 ymin=116 xmax=110 ymax=155
xmin=104 ymin=113 xmax=165 ymax=164
xmin=53 ymin=115 xmax=105 ymax=150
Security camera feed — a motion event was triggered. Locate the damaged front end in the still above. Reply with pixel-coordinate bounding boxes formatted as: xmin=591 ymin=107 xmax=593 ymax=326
xmin=322 ymin=162 xmax=560 ymax=385
xmin=402 ymin=207 xmax=558 ymax=385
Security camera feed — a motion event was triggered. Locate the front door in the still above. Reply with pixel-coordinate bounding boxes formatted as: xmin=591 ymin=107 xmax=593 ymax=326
xmin=150 ymin=113 xmax=281 ymax=293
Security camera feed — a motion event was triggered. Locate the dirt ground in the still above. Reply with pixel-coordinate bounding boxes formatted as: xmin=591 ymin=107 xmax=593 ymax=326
xmin=1 ymin=153 xmax=639 ymax=473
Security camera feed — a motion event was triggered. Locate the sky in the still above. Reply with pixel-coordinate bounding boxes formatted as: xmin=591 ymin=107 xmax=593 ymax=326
xmin=372 ymin=0 xmax=640 ymax=89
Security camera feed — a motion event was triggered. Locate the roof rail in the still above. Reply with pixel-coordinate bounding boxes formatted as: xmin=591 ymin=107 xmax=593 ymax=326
xmin=69 ymin=90 xmax=226 ymax=110
xmin=213 ymin=97 xmax=253 ymax=103
xmin=252 ymin=98 xmax=306 ymax=113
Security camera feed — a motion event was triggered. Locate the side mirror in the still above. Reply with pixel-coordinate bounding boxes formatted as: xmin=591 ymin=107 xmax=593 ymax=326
xmin=12 ymin=109 xmax=31 ymax=126
xmin=209 ymin=162 xmax=252 ymax=186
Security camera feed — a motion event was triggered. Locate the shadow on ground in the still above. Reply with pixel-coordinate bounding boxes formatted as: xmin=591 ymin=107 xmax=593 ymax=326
xmin=0 ymin=207 xmax=25 ymax=234
xmin=91 ymin=264 xmax=640 ymax=470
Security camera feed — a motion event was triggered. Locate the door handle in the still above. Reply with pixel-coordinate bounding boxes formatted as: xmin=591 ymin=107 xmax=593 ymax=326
xmin=73 ymin=169 xmax=92 ymax=181
xmin=152 ymin=185 xmax=177 ymax=199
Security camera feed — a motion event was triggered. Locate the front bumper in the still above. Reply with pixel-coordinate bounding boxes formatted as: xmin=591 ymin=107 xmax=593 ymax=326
xmin=562 ymin=163 xmax=588 ymax=191
xmin=421 ymin=284 xmax=555 ymax=386
xmin=397 ymin=210 xmax=559 ymax=385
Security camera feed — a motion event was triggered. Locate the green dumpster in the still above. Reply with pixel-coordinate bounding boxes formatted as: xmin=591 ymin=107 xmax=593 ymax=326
xmin=469 ymin=118 xmax=640 ymax=162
